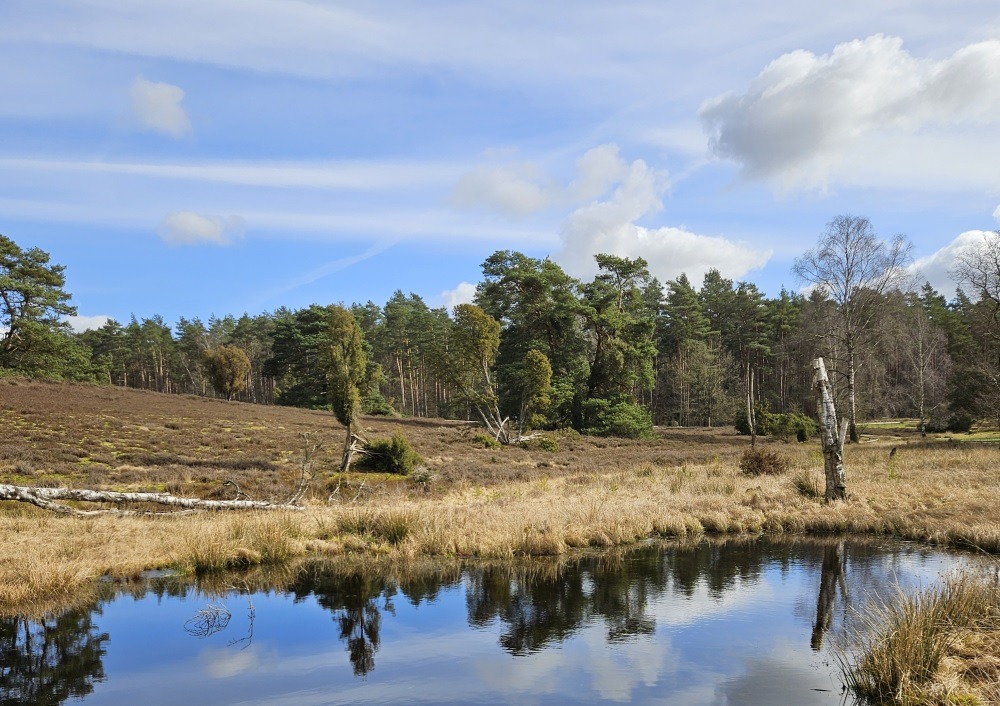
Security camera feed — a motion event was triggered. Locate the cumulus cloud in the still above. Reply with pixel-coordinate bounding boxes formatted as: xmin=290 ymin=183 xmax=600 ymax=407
xmin=158 ymin=211 xmax=245 ymax=246
xmin=700 ymin=35 xmax=1000 ymax=190
xmin=64 ymin=314 xmax=111 ymax=333
xmin=440 ymin=281 xmax=477 ymax=309
xmin=449 ymin=144 xmax=636 ymax=216
xmin=909 ymin=230 xmax=992 ymax=295
xmin=130 ymin=76 xmax=191 ymax=138
xmin=552 ymin=153 xmax=770 ymax=283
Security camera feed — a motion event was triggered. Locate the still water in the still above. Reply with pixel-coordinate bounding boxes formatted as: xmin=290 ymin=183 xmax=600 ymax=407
xmin=1 ymin=538 xmax=976 ymax=705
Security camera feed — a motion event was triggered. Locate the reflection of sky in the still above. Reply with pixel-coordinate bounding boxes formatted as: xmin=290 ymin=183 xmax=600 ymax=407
xmin=75 ymin=541 xmax=974 ymax=705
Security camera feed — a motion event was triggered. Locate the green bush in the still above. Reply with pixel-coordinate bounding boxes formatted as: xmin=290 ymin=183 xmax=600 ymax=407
xmin=771 ymin=413 xmax=817 ymax=442
xmin=735 ymin=403 xmax=816 ymax=442
xmin=739 ymin=447 xmax=791 ymax=476
xmin=360 ymin=431 xmax=421 ymax=475
xmin=925 ymin=413 xmax=975 ymax=434
xmin=581 ymin=399 xmax=654 ymax=439
xmin=471 ymin=432 xmax=501 ymax=449
xmin=538 ymin=436 xmax=559 ymax=452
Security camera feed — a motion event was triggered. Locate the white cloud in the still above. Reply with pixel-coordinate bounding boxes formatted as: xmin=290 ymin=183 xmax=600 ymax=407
xmin=552 ymin=151 xmax=771 ymax=283
xmin=64 ymin=314 xmax=111 ymax=333
xmin=909 ymin=230 xmax=992 ymax=295
xmin=159 ymin=211 xmax=245 ymax=246
xmin=449 ymin=144 xmax=633 ymax=217
xmin=441 ymin=282 xmax=477 ymax=310
xmin=700 ymin=35 xmax=1000 ymax=191
xmin=130 ymin=76 xmax=191 ymax=138
xmin=994 ymin=205 xmax=1000 ymax=224
xmin=450 ymin=163 xmax=554 ymax=216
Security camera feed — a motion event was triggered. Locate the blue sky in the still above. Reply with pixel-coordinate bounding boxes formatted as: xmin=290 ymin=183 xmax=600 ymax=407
xmin=3 ymin=1 xmax=1000 ymax=330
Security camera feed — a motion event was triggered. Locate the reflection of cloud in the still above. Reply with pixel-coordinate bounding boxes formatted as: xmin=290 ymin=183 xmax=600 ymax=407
xmin=201 ymin=646 xmax=261 ymax=678
xmin=130 ymin=76 xmax=191 ymax=138
xmin=715 ymin=640 xmax=842 ymax=706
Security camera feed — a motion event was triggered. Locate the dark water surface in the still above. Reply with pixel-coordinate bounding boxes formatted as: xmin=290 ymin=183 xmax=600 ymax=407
xmin=1 ymin=538 xmax=977 ymax=705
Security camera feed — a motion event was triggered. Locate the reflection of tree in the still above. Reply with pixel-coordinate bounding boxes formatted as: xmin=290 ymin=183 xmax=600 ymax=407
xmin=812 ymin=541 xmax=847 ymax=651
xmin=589 ymin=548 xmax=664 ymax=641
xmin=0 ymin=606 xmax=108 ymax=706
xmin=466 ymin=566 xmax=587 ymax=654
xmin=287 ymin=566 xmax=396 ymax=677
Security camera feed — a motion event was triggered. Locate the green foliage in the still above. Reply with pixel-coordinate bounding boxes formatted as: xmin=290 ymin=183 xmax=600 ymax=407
xmin=735 ymin=404 xmax=816 ymax=442
xmin=471 ymin=432 xmax=501 ymax=449
xmin=264 ymin=305 xmax=333 ymax=408
xmin=538 ymin=436 xmax=559 ymax=452
xmin=517 ymin=349 xmax=553 ymax=432
xmin=360 ymin=431 xmax=421 ymax=475
xmin=581 ymin=399 xmax=654 ymax=438
xmin=925 ymin=412 xmax=975 ymax=434
xmin=362 ymin=390 xmax=396 ymax=416
xmin=201 ymin=345 xmax=251 ymax=400
xmin=739 ymin=448 xmax=791 ymax=476
xmin=324 ymin=305 xmax=367 ymax=428
xmin=0 ymin=234 xmax=77 ymax=376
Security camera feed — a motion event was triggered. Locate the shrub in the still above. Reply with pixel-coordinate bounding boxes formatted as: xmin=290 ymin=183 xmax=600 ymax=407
xmin=538 ymin=436 xmax=559 ymax=453
xmin=771 ymin=413 xmax=817 ymax=442
xmin=926 ymin=412 xmax=975 ymax=434
xmin=736 ymin=404 xmax=816 ymax=442
xmin=739 ymin=447 xmax=790 ymax=476
xmin=471 ymin=432 xmax=500 ymax=449
xmin=581 ymin=399 xmax=654 ymax=439
xmin=359 ymin=431 xmax=421 ymax=475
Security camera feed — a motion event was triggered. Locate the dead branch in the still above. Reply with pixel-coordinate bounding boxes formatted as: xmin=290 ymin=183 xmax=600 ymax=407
xmin=0 ymin=483 xmax=306 ymax=516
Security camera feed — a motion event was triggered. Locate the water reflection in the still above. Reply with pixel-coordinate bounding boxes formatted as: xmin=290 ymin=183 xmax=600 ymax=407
xmin=0 ymin=538 xmax=974 ymax=704
xmin=0 ymin=605 xmax=108 ymax=705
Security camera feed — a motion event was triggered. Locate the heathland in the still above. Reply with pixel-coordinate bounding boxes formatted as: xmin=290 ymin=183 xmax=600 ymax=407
xmin=3 ymin=378 xmax=1000 ymax=702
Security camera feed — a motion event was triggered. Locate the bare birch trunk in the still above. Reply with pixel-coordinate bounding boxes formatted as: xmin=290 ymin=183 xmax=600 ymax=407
xmin=847 ymin=346 xmax=859 ymax=443
xmin=0 ymin=483 xmax=304 ymax=515
xmin=813 ymin=357 xmax=847 ymax=501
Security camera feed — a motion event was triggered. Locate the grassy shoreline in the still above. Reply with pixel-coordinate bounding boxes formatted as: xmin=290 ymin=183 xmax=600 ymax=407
xmin=4 ymin=379 xmax=1000 ymax=701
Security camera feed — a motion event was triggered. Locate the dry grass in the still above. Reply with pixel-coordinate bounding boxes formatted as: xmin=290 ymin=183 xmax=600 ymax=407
xmin=3 ymin=378 xmax=1000 ymax=627
xmin=843 ymin=569 xmax=1000 ymax=705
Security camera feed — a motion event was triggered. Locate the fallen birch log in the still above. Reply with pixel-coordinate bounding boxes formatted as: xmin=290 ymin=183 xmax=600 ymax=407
xmin=0 ymin=483 xmax=306 ymax=516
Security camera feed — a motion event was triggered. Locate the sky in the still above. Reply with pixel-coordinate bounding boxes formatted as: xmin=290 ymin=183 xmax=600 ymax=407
xmin=3 ymin=1 xmax=1000 ymax=331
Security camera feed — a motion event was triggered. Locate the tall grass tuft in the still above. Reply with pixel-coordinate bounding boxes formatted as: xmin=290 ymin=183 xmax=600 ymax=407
xmin=842 ymin=570 xmax=1000 ymax=704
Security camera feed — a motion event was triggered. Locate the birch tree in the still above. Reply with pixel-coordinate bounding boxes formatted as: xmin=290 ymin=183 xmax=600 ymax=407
xmin=794 ymin=216 xmax=912 ymax=442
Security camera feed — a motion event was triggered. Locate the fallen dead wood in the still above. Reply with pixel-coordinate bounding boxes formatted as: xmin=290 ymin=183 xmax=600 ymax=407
xmin=0 ymin=483 xmax=306 ymax=516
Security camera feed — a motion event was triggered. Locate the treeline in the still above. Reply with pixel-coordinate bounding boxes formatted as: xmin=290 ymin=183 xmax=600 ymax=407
xmin=4 ymin=225 xmax=1000 ymax=437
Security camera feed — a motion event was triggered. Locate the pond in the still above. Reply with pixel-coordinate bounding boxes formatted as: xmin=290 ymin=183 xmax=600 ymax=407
xmin=0 ymin=538 xmax=977 ymax=705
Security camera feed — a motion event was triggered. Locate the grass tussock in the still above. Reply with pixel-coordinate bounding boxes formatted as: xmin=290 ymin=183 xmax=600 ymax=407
xmin=843 ymin=569 xmax=1000 ymax=705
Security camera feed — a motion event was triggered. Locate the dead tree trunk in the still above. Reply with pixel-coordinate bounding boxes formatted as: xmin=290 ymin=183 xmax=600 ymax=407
xmin=813 ymin=357 xmax=848 ymax=502
xmin=0 ymin=484 xmax=305 ymax=516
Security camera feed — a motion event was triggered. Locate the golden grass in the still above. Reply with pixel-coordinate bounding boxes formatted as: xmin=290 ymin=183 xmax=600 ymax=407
xmin=3 ymin=440 xmax=1000 ymax=618
xmin=843 ymin=569 xmax=1000 ymax=705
